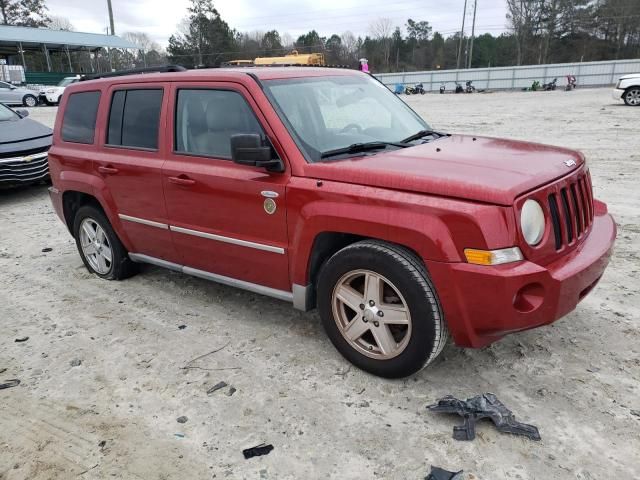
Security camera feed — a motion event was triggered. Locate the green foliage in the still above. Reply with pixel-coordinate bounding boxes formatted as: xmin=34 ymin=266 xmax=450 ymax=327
xmin=0 ymin=0 xmax=49 ymax=27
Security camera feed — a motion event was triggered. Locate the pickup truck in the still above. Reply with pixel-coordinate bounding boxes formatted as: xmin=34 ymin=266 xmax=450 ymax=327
xmin=612 ymin=73 xmax=640 ymax=106
xmin=47 ymin=66 xmax=616 ymax=378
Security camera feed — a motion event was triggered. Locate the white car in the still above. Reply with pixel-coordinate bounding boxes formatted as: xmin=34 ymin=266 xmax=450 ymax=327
xmin=612 ymin=73 xmax=640 ymax=106
xmin=39 ymin=76 xmax=80 ymax=105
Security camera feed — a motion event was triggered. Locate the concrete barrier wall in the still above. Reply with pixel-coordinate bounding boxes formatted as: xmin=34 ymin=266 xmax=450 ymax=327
xmin=375 ymin=58 xmax=640 ymax=92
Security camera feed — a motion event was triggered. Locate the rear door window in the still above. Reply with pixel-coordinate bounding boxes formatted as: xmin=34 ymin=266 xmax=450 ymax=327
xmin=61 ymin=91 xmax=101 ymax=144
xmin=107 ymin=89 xmax=163 ymax=150
xmin=174 ymin=89 xmax=265 ymax=159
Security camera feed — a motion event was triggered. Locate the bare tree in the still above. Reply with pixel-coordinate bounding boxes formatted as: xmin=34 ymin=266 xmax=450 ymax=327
xmin=48 ymin=15 xmax=74 ymax=31
xmin=369 ymin=18 xmax=393 ymax=69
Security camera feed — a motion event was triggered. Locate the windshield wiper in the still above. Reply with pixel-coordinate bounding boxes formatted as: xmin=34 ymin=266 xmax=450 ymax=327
xmin=320 ymin=141 xmax=408 ymax=159
xmin=400 ymin=129 xmax=447 ymax=144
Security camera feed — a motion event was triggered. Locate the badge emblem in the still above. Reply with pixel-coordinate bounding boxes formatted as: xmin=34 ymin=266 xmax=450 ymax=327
xmin=263 ymin=198 xmax=277 ymax=215
xmin=564 ymin=159 xmax=576 ymax=167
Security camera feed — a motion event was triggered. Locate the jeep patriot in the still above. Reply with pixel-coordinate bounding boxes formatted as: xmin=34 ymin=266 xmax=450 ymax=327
xmin=47 ymin=66 xmax=616 ymax=378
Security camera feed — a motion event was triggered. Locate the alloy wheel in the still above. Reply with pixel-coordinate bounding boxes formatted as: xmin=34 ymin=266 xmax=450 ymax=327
xmin=331 ymin=269 xmax=412 ymax=360
xmin=79 ymin=218 xmax=113 ymax=275
xmin=626 ymin=89 xmax=640 ymax=106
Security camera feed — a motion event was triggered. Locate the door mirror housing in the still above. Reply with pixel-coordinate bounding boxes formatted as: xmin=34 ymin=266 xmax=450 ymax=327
xmin=230 ymin=134 xmax=284 ymax=172
xmin=15 ymin=109 xmax=29 ymax=118
xmin=9 ymin=85 xmax=16 ymax=90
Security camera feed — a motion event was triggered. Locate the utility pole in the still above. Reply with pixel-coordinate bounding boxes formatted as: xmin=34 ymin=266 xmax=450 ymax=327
xmin=456 ymin=0 xmax=468 ymax=70
xmin=106 ymin=0 xmax=115 ymax=35
xmin=467 ymin=0 xmax=478 ymax=69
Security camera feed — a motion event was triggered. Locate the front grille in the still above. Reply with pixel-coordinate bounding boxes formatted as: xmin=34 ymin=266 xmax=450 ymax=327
xmin=547 ymin=170 xmax=594 ymax=250
xmin=0 ymin=153 xmax=49 ymax=183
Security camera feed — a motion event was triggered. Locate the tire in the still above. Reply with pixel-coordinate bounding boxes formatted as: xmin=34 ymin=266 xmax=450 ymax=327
xmin=22 ymin=94 xmax=37 ymax=107
xmin=317 ymin=240 xmax=448 ymax=378
xmin=72 ymin=205 xmax=138 ymax=280
xmin=623 ymin=87 xmax=640 ymax=106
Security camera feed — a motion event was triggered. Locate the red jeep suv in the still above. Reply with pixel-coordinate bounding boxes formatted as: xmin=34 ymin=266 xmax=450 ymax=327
xmin=47 ymin=66 xmax=616 ymax=378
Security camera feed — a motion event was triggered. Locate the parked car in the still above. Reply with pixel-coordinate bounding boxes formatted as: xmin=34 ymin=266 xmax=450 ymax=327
xmin=612 ymin=73 xmax=640 ymax=106
xmin=39 ymin=76 xmax=81 ymax=106
xmin=0 ymin=80 xmax=39 ymax=107
xmin=0 ymin=103 xmax=52 ymax=185
xmin=47 ymin=66 xmax=616 ymax=378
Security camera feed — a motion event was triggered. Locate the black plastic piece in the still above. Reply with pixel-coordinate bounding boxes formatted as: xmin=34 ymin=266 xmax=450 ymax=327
xmin=428 ymin=393 xmax=541 ymax=441
xmin=242 ymin=443 xmax=274 ymax=459
xmin=425 ymin=466 xmax=464 ymax=480
xmin=80 ymin=65 xmax=187 ymax=81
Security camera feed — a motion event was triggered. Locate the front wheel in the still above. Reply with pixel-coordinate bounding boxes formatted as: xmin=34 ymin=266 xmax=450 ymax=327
xmin=624 ymin=87 xmax=640 ymax=106
xmin=73 ymin=205 xmax=138 ymax=280
xmin=317 ymin=240 xmax=448 ymax=378
xmin=22 ymin=94 xmax=37 ymax=107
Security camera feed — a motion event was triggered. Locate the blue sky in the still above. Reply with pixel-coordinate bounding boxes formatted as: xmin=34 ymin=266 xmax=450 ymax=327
xmin=46 ymin=0 xmax=509 ymax=46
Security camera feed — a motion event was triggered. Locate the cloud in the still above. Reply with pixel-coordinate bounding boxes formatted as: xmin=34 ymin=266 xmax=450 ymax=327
xmin=44 ymin=0 xmax=508 ymax=47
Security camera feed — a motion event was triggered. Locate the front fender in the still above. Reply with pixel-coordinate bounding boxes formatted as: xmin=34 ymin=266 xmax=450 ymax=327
xmin=286 ymin=177 xmax=516 ymax=286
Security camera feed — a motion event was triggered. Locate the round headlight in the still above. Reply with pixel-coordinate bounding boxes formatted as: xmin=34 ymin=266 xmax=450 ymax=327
xmin=520 ymin=199 xmax=545 ymax=246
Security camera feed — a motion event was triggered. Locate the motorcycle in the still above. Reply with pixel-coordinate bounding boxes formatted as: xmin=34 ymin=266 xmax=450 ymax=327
xmin=405 ymin=83 xmax=425 ymax=95
xmin=455 ymin=82 xmax=464 ymax=94
xmin=565 ymin=75 xmax=577 ymax=91
xmin=439 ymin=83 xmax=446 ymax=94
xmin=542 ymin=78 xmax=558 ymax=91
xmin=465 ymin=80 xmax=477 ymax=93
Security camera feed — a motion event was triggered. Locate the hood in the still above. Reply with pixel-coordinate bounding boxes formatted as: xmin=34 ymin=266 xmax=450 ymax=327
xmin=303 ymin=135 xmax=584 ymax=205
xmin=0 ymin=117 xmax=52 ymax=153
xmin=620 ymin=73 xmax=640 ymax=80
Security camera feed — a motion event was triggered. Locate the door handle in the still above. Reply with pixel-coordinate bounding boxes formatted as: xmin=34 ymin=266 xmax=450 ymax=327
xmin=98 ymin=165 xmax=119 ymax=175
xmin=168 ymin=175 xmax=196 ymax=186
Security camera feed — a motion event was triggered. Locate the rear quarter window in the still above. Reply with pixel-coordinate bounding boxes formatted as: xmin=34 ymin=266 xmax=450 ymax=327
xmin=61 ymin=91 xmax=101 ymax=144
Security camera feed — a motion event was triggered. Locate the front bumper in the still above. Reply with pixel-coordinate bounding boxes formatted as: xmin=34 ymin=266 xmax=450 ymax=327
xmin=427 ymin=207 xmax=616 ymax=348
xmin=612 ymin=88 xmax=625 ymax=101
xmin=39 ymin=92 xmax=60 ymax=104
xmin=0 ymin=151 xmax=49 ymax=184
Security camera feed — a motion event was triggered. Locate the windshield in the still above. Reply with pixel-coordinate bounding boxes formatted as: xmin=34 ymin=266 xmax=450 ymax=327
xmin=0 ymin=103 xmax=18 ymax=122
xmin=57 ymin=78 xmax=77 ymax=87
xmin=263 ymin=74 xmax=430 ymax=162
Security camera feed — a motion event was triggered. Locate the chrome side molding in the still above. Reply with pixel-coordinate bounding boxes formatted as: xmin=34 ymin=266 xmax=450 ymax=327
xmin=119 ymin=214 xmax=169 ymax=230
xmin=170 ymin=225 xmax=285 ymax=254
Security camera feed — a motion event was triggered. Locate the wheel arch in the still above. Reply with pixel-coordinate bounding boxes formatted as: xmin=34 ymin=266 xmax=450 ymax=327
xmin=62 ymin=190 xmax=106 ymax=233
xmin=300 ymin=231 xmax=432 ymax=311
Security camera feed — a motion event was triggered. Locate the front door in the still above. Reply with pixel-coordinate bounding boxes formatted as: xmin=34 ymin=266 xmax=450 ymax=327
xmin=0 ymin=82 xmax=16 ymax=103
xmin=162 ymin=83 xmax=290 ymax=292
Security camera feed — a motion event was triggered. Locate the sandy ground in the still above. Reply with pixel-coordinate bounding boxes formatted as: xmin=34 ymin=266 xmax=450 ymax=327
xmin=1 ymin=88 xmax=638 ymax=480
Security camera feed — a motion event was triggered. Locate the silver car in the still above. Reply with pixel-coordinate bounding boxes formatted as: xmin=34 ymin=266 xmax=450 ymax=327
xmin=0 ymin=81 xmax=39 ymax=107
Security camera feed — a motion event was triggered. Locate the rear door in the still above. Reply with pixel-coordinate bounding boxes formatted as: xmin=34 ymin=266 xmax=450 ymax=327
xmin=161 ymin=82 xmax=291 ymax=292
xmin=94 ymin=82 xmax=178 ymax=263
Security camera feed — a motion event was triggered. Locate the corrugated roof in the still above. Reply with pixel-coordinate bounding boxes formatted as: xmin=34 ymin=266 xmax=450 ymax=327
xmin=0 ymin=25 xmax=139 ymax=49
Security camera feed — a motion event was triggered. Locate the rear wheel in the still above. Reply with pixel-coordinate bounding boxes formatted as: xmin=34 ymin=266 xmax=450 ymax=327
xmin=73 ymin=205 xmax=137 ymax=280
xmin=624 ymin=87 xmax=640 ymax=106
xmin=317 ymin=240 xmax=448 ymax=378
xmin=22 ymin=94 xmax=37 ymax=107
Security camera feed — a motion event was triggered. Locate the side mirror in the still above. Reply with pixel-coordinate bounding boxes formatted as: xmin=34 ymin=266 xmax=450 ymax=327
xmin=9 ymin=85 xmax=16 ymax=90
xmin=230 ymin=134 xmax=284 ymax=173
xmin=15 ymin=109 xmax=29 ymax=117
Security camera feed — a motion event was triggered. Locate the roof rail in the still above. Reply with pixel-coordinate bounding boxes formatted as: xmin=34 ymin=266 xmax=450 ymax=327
xmin=80 ymin=65 xmax=187 ymax=81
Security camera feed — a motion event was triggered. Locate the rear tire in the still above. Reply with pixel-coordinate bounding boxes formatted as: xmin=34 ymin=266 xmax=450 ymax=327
xmin=317 ymin=240 xmax=448 ymax=378
xmin=22 ymin=94 xmax=37 ymax=107
xmin=623 ymin=87 xmax=640 ymax=106
xmin=72 ymin=205 xmax=138 ymax=280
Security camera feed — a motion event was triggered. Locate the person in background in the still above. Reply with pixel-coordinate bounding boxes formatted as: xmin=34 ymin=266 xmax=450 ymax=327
xmin=359 ymin=58 xmax=369 ymax=73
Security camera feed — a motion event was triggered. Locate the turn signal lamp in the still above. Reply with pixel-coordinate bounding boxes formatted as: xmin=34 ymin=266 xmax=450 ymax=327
xmin=464 ymin=247 xmax=524 ymax=266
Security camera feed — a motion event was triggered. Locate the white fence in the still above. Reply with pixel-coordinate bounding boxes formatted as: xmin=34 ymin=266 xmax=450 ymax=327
xmin=375 ymin=58 xmax=640 ymax=92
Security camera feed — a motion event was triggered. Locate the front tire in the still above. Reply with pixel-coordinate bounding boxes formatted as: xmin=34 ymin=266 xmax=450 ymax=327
xmin=624 ymin=87 xmax=640 ymax=106
xmin=22 ymin=94 xmax=37 ymax=107
xmin=317 ymin=240 xmax=448 ymax=378
xmin=73 ymin=205 xmax=137 ymax=280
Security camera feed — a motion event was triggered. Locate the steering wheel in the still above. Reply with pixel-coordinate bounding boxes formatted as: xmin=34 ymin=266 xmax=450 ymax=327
xmin=340 ymin=123 xmax=363 ymax=134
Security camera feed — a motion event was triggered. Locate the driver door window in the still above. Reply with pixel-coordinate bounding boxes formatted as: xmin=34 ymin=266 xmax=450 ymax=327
xmin=175 ymin=89 xmax=265 ymax=159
